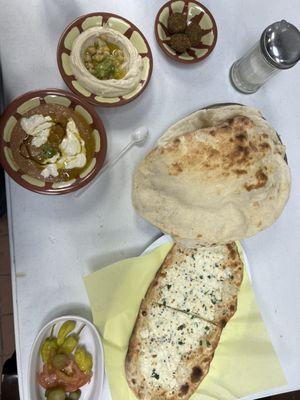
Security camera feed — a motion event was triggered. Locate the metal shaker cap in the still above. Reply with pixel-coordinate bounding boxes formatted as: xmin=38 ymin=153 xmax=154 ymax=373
xmin=260 ymin=20 xmax=300 ymax=69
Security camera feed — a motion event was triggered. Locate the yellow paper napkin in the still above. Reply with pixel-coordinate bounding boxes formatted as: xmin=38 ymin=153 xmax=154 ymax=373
xmin=84 ymin=241 xmax=286 ymax=400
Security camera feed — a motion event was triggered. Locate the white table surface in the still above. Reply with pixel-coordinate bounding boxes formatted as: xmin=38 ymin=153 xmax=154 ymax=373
xmin=1 ymin=1 xmax=300 ymax=399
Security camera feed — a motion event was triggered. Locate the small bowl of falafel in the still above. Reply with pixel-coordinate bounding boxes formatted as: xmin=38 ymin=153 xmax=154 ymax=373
xmin=155 ymin=0 xmax=217 ymax=64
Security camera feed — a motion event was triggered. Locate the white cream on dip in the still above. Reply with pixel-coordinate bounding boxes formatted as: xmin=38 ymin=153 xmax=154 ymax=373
xmin=70 ymin=26 xmax=143 ymax=98
xmin=21 ymin=115 xmax=54 ymax=147
xmin=20 ymin=115 xmax=87 ymax=179
xmin=41 ymin=118 xmax=86 ymax=178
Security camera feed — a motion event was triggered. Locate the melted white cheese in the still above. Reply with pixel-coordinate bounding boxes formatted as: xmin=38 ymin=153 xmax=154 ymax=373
xmin=157 ymin=246 xmax=237 ymax=321
xmin=60 ymin=119 xmax=83 ymax=156
xmin=41 ymin=164 xmax=59 ymax=178
xmin=20 ymin=115 xmax=54 ymax=147
xmin=138 ymin=304 xmax=218 ymax=391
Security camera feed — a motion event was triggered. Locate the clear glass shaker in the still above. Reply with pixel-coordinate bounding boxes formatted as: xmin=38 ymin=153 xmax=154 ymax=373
xmin=230 ymin=20 xmax=300 ymax=94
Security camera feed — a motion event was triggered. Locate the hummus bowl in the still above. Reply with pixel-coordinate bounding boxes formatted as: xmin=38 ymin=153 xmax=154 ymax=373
xmin=57 ymin=13 xmax=153 ymax=107
xmin=0 ymin=89 xmax=107 ymax=195
xmin=155 ymin=0 xmax=217 ymax=64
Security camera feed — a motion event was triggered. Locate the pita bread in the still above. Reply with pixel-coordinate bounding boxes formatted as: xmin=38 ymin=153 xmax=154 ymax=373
xmin=133 ymin=105 xmax=291 ymax=245
xmin=157 ymin=104 xmax=280 ymax=146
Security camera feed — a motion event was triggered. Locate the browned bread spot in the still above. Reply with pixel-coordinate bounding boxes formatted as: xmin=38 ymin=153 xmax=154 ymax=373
xmin=170 ymin=162 xmax=183 ymax=175
xmin=179 ymin=383 xmax=189 ymax=396
xmin=220 ymin=318 xmax=227 ymax=327
xmin=235 ymin=132 xmax=248 ymax=142
xmin=260 ymin=142 xmax=271 ymax=150
xmin=244 ymin=169 xmax=268 ymax=191
xmin=226 ymin=243 xmax=236 ymax=259
xmin=191 ymin=366 xmax=203 ymax=383
xmin=233 ymin=169 xmax=247 ymax=175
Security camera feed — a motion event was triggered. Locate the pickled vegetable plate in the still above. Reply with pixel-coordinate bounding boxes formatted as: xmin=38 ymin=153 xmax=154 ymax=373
xmin=28 ymin=315 xmax=104 ymax=400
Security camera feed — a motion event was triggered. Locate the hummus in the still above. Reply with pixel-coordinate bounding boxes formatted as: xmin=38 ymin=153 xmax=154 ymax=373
xmin=70 ymin=26 xmax=143 ymax=98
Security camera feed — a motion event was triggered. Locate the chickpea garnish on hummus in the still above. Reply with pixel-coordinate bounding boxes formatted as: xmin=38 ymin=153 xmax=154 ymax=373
xmin=83 ymin=38 xmax=126 ymax=81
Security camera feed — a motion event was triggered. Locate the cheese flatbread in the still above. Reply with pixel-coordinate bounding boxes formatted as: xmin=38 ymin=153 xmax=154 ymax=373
xmin=126 ymin=243 xmax=244 ymax=399
xmin=146 ymin=242 xmax=243 ymax=326
xmin=126 ymin=302 xmax=221 ymax=400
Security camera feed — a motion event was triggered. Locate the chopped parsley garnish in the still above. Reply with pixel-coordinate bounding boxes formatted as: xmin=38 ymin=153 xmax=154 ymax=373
xmin=151 ymin=369 xmax=160 ymax=380
xmin=177 ymin=324 xmax=185 ymax=330
xmin=166 ymin=284 xmax=172 ymax=290
xmin=42 ymin=143 xmax=56 ymax=159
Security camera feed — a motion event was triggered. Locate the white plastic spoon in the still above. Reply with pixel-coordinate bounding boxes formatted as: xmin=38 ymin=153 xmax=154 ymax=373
xmin=75 ymin=126 xmax=149 ymax=198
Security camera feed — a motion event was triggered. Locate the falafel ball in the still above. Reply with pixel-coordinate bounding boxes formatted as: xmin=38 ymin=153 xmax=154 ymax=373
xmin=185 ymin=22 xmax=203 ymax=47
xmin=169 ymin=33 xmax=191 ymax=53
xmin=167 ymin=13 xmax=187 ymax=34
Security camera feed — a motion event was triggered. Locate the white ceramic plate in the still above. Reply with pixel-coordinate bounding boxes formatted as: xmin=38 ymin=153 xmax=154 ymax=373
xmin=142 ymin=234 xmax=173 ymax=255
xmin=28 ymin=315 xmax=104 ymax=400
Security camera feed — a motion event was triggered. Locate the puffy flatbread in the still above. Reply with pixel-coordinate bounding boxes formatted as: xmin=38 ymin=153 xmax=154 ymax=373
xmin=157 ymin=104 xmax=280 ymax=146
xmin=126 ymin=302 xmax=221 ymax=400
xmin=146 ymin=242 xmax=243 ymax=326
xmin=133 ymin=106 xmax=291 ymax=245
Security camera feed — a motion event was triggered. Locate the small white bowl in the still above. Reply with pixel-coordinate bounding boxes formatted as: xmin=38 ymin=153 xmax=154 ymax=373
xmin=28 ymin=315 xmax=104 ymax=400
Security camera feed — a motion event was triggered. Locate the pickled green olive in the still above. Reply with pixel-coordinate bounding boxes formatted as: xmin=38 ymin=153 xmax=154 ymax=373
xmin=57 ymin=320 xmax=76 ymax=346
xmin=52 ymin=353 xmax=69 ymax=370
xmin=40 ymin=325 xmax=58 ymax=364
xmin=68 ymin=390 xmax=81 ymax=400
xmin=74 ymin=346 xmax=93 ymax=372
xmin=47 ymin=387 xmax=66 ymax=400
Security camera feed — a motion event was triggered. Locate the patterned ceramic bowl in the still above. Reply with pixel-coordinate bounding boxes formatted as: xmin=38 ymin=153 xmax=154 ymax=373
xmin=155 ymin=0 xmax=217 ymax=64
xmin=57 ymin=13 xmax=153 ymax=107
xmin=0 ymin=89 xmax=107 ymax=195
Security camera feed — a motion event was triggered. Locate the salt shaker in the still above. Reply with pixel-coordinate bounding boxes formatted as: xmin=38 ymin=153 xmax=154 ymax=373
xmin=230 ymin=20 xmax=300 ymax=94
